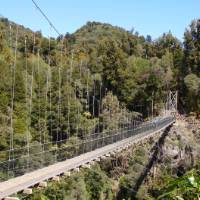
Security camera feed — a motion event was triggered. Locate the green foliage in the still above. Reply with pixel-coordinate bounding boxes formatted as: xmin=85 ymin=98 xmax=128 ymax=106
xmin=158 ymin=170 xmax=200 ymax=200
xmin=117 ymin=146 xmax=149 ymax=200
xmin=184 ymin=73 xmax=200 ymax=114
xmin=24 ymin=165 xmax=113 ymax=200
xmin=184 ymin=74 xmax=200 ymax=95
xmin=184 ymin=20 xmax=200 ymax=75
xmin=85 ymin=166 xmax=113 ymax=200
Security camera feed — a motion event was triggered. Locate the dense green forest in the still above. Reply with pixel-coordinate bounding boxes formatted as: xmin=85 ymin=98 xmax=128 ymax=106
xmin=0 ymin=17 xmax=200 ymax=198
xmin=0 ymin=17 xmax=199 ymax=151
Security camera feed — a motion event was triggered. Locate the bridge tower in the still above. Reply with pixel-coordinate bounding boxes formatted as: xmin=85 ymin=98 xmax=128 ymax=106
xmin=166 ymin=91 xmax=178 ymax=116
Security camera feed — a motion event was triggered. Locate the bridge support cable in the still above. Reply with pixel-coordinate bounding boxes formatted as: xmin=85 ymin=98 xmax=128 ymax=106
xmin=48 ymin=29 xmax=53 ymax=142
xmin=37 ymin=49 xmax=42 ymax=145
xmin=55 ymin=41 xmax=63 ymax=162
xmin=98 ymin=82 xmax=102 ymax=134
xmin=67 ymin=50 xmax=74 ymax=138
xmin=74 ymin=82 xmax=78 ymax=156
xmin=24 ymin=36 xmax=31 ymax=171
xmin=8 ymin=23 xmax=12 ymax=50
xmin=31 ymin=0 xmax=61 ymax=37
xmin=28 ymin=33 xmax=35 ymax=169
xmin=92 ymin=81 xmax=96 ymax=150
xmin=8 ymin=26 xmax=18 ymax=177
xmin=8 ymin=24 xmax=13 ymax=176
xmin=93 ymin=81 xmax=95 ymax=117
xmin=86 ymin=68 xmax=90 ymax=113
xmin=67 ymin=67 xmax=70 ymax=139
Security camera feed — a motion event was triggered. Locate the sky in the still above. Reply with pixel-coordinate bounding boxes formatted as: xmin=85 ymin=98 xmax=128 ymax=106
xmin=0 ymin=0 xmax=200 ymax=41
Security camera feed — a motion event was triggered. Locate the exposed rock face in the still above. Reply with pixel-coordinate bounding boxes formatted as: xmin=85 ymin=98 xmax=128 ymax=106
xmin=157 ymin=119 xmax=200 ymax=177
xmin=131 ymin=118 xmax=200 ymax=199
xmin=113 ymin=118 xmax=200 ymax=199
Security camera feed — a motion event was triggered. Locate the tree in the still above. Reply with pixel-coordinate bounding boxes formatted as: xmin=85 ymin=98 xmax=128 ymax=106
xmin=184 ymin=19 xmax=200 ymax=75
xmin=184 ymin=74 xmax=200 ymax=114
xmin=97 ymin=39 xmax=126 ymax=93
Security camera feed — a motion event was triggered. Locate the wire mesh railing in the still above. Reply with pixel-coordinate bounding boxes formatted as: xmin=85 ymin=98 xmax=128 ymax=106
xmin=0 ymin=116 xmax=174 ymax=182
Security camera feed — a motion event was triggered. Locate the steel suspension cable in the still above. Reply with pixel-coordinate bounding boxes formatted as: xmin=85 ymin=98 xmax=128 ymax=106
xmin=24 ymin=37 xmax=30 ymax=170
xmin=29 ymin=33 xmax=35 ymax=139
xmin=31 ymin=0 xmax=61 ymax=37
xmin=59 ymin=38 xmax=64 ymax=141
xmin=48 ymin=29 xmax=53 ymax=142
xmin=37 ymin=49 xmax=42 ymax=144
xmin=86 ymin=68 xmax=90 ymax=113
xmin=45 ymin=62 xmax=49 ymax=145
xmin=68 ymin=51 xmax=74 ymax=137
xmin=8 ymin=26 xmax=18 ymax=174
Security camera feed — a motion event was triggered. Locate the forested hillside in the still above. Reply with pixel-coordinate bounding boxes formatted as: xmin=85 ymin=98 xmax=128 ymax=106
xmin=0 ymin=18 xmax=200 ymax=193
xmin=0 ymin=17 xmax=199 ymax=174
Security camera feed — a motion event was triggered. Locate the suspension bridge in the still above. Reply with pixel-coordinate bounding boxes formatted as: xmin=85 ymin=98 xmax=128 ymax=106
xmin=0 ymin=26 xmax=177 ymax=199
xmin=0 ymin=2 xmax=179 ymax=199
xmin=0 ymin=115 xmax=175 ymax=199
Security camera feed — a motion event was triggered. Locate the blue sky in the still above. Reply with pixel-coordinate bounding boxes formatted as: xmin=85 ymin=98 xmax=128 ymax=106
xmin=0 ymin=0 xmax=200 ymax=40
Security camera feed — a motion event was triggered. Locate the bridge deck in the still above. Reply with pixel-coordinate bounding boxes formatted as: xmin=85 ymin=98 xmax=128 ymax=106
xmin=0 ymin=118 xmax=174 ymax=199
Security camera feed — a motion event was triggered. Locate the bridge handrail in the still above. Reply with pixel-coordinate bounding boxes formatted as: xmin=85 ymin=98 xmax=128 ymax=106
xmin=0 ymin=115 xmax=175 ymax=181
